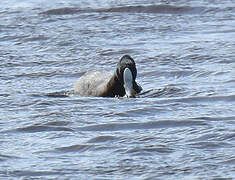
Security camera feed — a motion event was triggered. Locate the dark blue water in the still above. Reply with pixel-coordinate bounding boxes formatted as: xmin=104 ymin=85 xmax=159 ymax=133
xmin=1 ymin=0 xmax=235 ymax=179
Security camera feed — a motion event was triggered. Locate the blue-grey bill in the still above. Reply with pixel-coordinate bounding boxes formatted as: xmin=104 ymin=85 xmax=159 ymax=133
xmin=123 ymin=68 xmax=136 ymax=98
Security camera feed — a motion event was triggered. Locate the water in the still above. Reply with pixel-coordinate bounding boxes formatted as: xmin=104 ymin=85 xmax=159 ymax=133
xmin=1 ymin=0 xmax=235 ymax=179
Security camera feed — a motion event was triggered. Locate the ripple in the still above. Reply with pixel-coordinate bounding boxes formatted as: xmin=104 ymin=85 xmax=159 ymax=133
xmin=110 ymin=106 xmax=164 ymax=117
xmin=42 ymin=120 xmax=71 ymax=126
xmin=143 ymin=70 xmax=197 ymax=78
xmin=220 ymin=158 xmax=235 ymax=165
xmin=154 ymin=94 xmax=235 ymax=104
xmin=139 ymin=86 xmax=186 ymax=98
xmin=192 ymin=116 xmax=235 ymax=122
xmin=0 ymin=93 xmax=10 ymax=97
xmin=86 ymin=135 xmax=118 ymax=143
xmin=187 ymin=141 xmax=232 ymax=149
xmin=45 ymin=90 xmax=75 ymax=98
xmin=125 ymin=146 xmax=174 ymax=155
xmin=4 ymin=125 xmax=74 ymax=133
xmin=14 ymin=71 xmax=57 ymax=79
xmin=0 ymin=154 xmax=21 ymax=162
xmin=23 ymin=35 xmax=49 ymax=42
xmin=42 ymin=5 xmax=206 ymax=15
xmin=77 ymin=120 xmax=207 ymax=132
xmin=5 ymin=170 xmax=64 ymax=177
xmin=54 ymin=144 xmax=94 ymax=153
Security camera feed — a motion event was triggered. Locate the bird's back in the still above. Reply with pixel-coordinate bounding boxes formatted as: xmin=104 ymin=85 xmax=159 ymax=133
xmin=74 ymin=70 xmax=113 ymax=97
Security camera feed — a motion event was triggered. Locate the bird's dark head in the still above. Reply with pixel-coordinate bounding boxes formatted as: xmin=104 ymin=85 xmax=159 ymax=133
xmin=116 ymin=55 xmax=137 ymax=83
xmin=115 ymin=55 xmax=139 ymax=97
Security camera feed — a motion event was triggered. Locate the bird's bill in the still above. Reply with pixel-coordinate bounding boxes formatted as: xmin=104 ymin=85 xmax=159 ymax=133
xmin=123 ymin=68 xmax=136 ymax=98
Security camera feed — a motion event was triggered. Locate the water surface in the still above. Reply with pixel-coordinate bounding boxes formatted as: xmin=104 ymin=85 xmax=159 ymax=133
xmin=1 ymin=0 xmax=235 ymax=179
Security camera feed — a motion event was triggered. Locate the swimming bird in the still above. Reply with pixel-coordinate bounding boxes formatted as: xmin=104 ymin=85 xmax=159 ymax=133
xmin=74 ymin=55 xmax=142 ymax=98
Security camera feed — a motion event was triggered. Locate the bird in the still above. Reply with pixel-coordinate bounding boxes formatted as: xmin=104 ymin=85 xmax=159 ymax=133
xmin=74 ymin=55 xmax=142 ymax=98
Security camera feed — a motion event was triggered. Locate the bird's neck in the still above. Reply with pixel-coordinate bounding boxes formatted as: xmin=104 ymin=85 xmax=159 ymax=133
xmin=105 ymin=74 xmax=125 ymax=97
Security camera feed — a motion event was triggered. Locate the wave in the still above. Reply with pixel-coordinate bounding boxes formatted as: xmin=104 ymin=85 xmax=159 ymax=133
xmin=44 ymin=88 xmax=235 ymax=102
xmin=44 ymin=86 xmax=185 ymax=99
xmin=125 ymin=146 xmax=174 ymax=154
xmin=138 ymin=86 xmax=186 ymax=98
xmin=187 ymin=141 xmax=232 ymax=149
xmin=3 ymin=125 xmax=74 ymax=133
xmin=0 ymin=154 xmax=21 ymax=162
xmin=76 ymin=119 xmax=207 ymax=132
xmin=86 ymin=135 xmax=118 ymax=143
xmin=4 ymin=170 xmax=64 ymax=177
xmin=45 ymin=90 xmax=75 ymax=98
xmin=55 ymin=144 xmax=94 ymax=153
xmin=42 ymin=5 xmax=206 ymax=15
xmin=155 ymin=94 xmax=235 ymax=104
